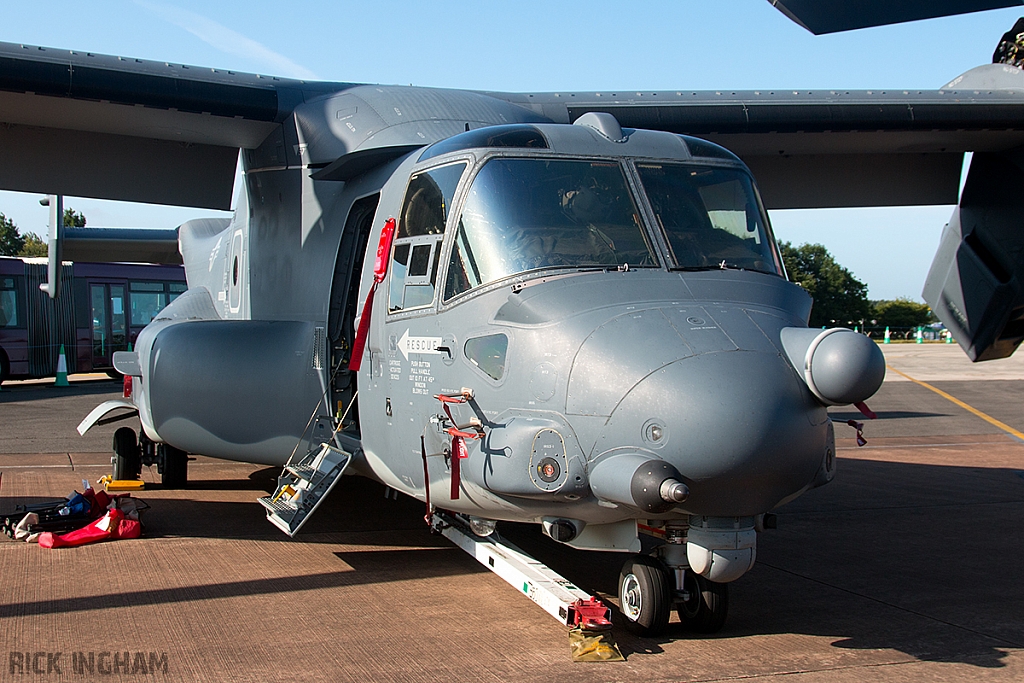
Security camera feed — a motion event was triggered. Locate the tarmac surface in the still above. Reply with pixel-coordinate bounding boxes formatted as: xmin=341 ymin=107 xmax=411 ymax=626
xmin=1 ymin=344 xmax=1023 ymax=682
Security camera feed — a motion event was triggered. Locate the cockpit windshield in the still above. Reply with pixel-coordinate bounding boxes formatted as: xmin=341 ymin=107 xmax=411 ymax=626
xmin=444 ymin=158 xmax=656 ymax=300
xmin=636 ymin=163 xmax=782 ymax=275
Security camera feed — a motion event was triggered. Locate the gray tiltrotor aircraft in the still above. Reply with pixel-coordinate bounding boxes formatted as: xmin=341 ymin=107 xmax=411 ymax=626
xmin=4 ymin=0 xmax=1024 ymax=637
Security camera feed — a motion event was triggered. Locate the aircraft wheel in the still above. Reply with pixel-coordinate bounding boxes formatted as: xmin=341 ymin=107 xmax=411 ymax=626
xmin=618 ymin=555 xmax=672 ymax=636
xmin=112 ymin=427 xmax=142 ymax=480
xmin=676 ymin=570 xmax=728 ymax=633
xmin=160 ymin=444 xmax=188 ymax=489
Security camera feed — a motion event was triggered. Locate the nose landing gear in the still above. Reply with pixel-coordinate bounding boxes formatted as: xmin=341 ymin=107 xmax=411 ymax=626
xmin=618 ymin=556 xmax=672 ymax=636
xmin=676 ymin=569 xmax=728 ymax=633
xmin=617 ymin=554 xmax=729 ymax=637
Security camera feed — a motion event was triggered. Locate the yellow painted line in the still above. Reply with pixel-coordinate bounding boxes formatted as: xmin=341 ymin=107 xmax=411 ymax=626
xmin=886 ymin=364 xmax=1024 ymax=441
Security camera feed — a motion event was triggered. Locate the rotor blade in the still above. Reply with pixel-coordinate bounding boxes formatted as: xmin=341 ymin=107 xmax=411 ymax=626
xmin=768 ymin=0 xmax=1024 ymax=34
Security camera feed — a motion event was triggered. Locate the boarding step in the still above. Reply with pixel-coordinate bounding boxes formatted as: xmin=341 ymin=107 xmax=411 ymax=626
xmin=259 ymin=442 xmax=350 ymax=537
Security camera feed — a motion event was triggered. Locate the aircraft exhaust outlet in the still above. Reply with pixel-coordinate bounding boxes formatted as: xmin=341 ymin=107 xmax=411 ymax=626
xmin=780 ymin=327 xmax=885 ymax=406
xmin=589 ymin=455 xmax=688 ymax=513
xmin=686 ymin=516 xmax=757 ymax=583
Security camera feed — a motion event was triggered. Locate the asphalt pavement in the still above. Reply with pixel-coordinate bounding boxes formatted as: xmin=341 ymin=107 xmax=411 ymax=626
xmin=1 ymin=344 xmax=1022 ymax=682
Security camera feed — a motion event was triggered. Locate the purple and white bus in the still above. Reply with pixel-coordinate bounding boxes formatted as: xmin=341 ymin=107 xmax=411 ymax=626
xmin=0 ymin=256 xmax=186 ymax=383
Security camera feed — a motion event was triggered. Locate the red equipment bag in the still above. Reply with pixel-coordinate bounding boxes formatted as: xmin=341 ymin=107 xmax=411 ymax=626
xmin=38 ymin=509 xmax=124 ymax=549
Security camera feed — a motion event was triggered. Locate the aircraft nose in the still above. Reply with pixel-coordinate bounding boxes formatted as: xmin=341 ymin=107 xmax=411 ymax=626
xmin=591 ymin=350 xmax=831 ymax=516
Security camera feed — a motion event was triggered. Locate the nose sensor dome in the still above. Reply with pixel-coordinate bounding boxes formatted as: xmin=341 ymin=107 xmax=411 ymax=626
xmin=781 ymin=327 xmax=886 ymax=406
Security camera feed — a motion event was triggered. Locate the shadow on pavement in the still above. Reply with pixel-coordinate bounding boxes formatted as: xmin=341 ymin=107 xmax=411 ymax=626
xmin=3 ymin=454 xmax=1022 ymax=669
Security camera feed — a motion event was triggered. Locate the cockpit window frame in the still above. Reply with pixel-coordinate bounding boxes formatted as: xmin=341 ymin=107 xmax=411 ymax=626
xmin=386 ymin=155 xmax=474 ymax=320
xmin=628 ymin=159 xmax=786 ymax=278
xmin=438 ymin=151 xmax=662 ymax=308
xmin=420 ymin=149 xmax=783 ymax=313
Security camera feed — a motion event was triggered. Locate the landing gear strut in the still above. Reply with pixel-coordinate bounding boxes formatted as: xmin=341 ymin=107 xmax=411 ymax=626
xmin=617 ymin=553 xmax=729 ymax=637
xmin=110 ymin=428 xmax=189 ymax=489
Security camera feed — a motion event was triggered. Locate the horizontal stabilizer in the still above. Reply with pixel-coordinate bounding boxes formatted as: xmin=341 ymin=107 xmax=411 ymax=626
xmin=769 ymin=0 xmax=1024 ymax=34
xmin=63 ymin=227 xmax=181 ymax=265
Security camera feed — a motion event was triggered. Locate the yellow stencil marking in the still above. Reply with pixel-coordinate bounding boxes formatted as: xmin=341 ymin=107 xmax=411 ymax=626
xmin=886 ymin=365 xmax=1024 ymax=442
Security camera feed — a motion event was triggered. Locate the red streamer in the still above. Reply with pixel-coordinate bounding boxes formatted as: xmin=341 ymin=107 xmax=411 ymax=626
xmin=348 ymin=217 xmax=396 ymax=372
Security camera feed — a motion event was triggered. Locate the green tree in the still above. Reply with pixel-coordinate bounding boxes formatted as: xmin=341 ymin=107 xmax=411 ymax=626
xmin=872 ymin=298 xmax=932 ymax=329
xmin=63 ymin=208 xmax=86 ymax=227
xmin=780 ymin=241 xmax=871 ymax=328
xmin=0 ymin=213 xmax=25 ymax=256
xmin=18 ymin=232 xmax=48 ymax=257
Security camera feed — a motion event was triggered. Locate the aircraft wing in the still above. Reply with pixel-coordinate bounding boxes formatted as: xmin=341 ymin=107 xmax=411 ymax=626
xmin=769 ymin=0 xmax=1024 ymax=34
xmin=0 ymin=40 xmax=352 ymax=209
xmin=489 ymin=64 xmax=1024 ymax=210
xmin=5 ymin=38 xmax=1024 ymax=211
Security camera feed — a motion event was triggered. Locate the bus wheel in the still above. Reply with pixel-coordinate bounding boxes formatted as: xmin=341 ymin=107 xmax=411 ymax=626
xmin=160 ymin=444 xmax=188 ymax=488
xmin=0 ymin=350 xmax=10 ymax=385
xmin=112 ymin=427 xmax=142 ymax=480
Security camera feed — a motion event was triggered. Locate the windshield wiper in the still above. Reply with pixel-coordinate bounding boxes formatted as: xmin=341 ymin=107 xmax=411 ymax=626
xmin=670 ymin=265 xmax=720 ymax=272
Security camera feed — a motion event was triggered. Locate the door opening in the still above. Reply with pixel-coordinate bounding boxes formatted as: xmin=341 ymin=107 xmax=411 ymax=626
xmin=327 ymin=193 xmax=380 ymax=436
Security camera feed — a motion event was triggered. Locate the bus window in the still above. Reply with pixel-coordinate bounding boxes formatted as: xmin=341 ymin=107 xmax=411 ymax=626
xmin=169 ymin=282 xmax=187 ymax=302
xmin=130 ymin=281 xmax=167 ymax=325
xmin=0 ymin=277 xmax=17 ymax=328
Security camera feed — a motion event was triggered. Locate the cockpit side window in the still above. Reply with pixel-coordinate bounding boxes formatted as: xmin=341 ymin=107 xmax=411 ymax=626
xmin=389 ymin=161 xmax=467 ymax=312
xmin=444 ymin=158 xmax=656 ymax=300
xmin=636 ymin=163 xmax=783 ymax=276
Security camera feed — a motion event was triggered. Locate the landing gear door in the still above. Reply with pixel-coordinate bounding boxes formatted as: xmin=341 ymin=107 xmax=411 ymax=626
xmin=923 ymin=152 xmax=1024 ymax=361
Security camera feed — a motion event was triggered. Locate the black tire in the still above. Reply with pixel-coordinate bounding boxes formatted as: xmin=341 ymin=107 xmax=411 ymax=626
xmin=618 ymin=555 xmax=672 ymax=637
xmin=160 ymin=444 xmax=188 ymax=488
xmin=676 ymin=571 xmax=728 ymax=634
xmin=0 ymin=349 xmax=10 ymax=385
xmin=112 ymin=427 xmax=142 ymax=480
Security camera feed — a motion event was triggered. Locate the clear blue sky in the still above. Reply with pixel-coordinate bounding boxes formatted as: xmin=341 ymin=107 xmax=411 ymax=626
xmin=2 ymin=1 xmax=1022 ymax=300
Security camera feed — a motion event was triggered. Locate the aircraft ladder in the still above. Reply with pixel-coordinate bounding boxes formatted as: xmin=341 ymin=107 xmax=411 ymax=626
xmin=259 ymin=442 xmax=350 ymax=537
